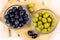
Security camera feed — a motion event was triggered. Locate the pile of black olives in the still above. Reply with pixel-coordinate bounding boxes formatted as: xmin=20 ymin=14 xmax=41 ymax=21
xmin=4 ymin=6 xmax=29 ymax=28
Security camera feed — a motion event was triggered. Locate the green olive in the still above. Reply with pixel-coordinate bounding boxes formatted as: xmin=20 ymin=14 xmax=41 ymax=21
xmin=29 ymin=8 xmax=34 ymax=13
xmin=38 ymin=21 xmax=42 ymax=25
xmin=50 ymin=15 xmax=54 ymax=19
xmin=38 ymin=25 xmax=44 ymax=29
xmin=44 ymin=23 xmax=50 ymax=28
xmin=32 ymin=18 xmax=38 ymax=22
xmin=42 ymin=18 xmax=47 ymax=23
xmin=41 ymin=29 xmax=47 ymax=33
xmin=41 ymin=10 xmax=47 ymax=14
xmin=47 ymin=17 xmax=52 ymax=22
xmin=43 ymin=13 xmax=50 ymax=18
xmin=39 ymin=17 xmax=42 ymax=20
xmin=51 ymin=20 xmax=56 ymax=27
xmin=39 ymin=13 xmax=42 ymax=17
xmin=48 ymin=27 xmax=52 ymax=32
xmin=34 ymin=13 xmax=39 ymax=18
xmin=28 ymin=3 xmax=34 ymax=8
xmin=35 ymin=27 xmax=41 ymax=32
xmin=33 ymin=22 xmax=37 ymax=27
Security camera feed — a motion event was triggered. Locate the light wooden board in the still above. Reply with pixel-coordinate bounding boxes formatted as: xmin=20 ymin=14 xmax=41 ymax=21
xmin=0 ymin=0 xmax=60 ymax=40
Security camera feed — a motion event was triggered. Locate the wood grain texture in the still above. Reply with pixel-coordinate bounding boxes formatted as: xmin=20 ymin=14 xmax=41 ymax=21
xmin=0 ymin=0 xmax=59 ymax=40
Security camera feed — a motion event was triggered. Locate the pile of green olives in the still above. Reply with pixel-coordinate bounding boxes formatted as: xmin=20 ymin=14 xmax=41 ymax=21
xmin=32 ymin=9 xmax=57 ymax=34
xmin=27 ymin=3 xmax=34 ymax=13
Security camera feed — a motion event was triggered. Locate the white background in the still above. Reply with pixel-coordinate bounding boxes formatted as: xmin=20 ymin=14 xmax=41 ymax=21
xmin=0 ymin=0 xmax=60 ymax=40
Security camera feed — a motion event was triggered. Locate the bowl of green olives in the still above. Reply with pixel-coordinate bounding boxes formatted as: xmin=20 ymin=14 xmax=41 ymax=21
xmin=31 ymin=9 xmax=58 ymax=34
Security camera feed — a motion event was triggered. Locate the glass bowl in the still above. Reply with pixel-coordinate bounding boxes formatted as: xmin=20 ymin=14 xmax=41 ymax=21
xmin=31 ymin=9 xmax=58 ymax=34
xmin=4 ymin=4 xmax=31 ymax=29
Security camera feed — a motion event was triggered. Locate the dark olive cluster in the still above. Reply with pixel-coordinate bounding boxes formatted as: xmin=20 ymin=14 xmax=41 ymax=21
xmin=28 ymin=31 xmax=38 ymax=39
xmin=4 ymin=6 xmax=29 ymax=28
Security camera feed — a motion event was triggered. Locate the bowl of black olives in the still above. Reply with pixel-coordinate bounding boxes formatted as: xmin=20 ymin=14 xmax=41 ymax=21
xmin=4 ymin=5 xmax=30 ymax=29
xmin=31 ymin=9 xmax=58 ymax=34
